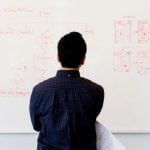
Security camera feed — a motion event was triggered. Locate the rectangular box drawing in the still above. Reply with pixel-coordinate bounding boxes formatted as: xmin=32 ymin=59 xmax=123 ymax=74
xmin=138 ymin=21 xmax=150 ymax=42
xmin=113 ymin=48 xmax=131 ymax=72
xmin=114 ymin=19 xmax=131 ymax=43
xmin=136 ymin=51 xmax=150 ymax=75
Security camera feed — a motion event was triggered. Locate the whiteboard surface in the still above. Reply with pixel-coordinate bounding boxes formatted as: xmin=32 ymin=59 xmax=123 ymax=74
xmin=0 ymin=0 xmax=150 ymax=133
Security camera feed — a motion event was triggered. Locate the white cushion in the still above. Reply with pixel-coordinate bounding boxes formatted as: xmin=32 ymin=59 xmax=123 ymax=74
xmin=95 ymin=121 xmax=126 ymax=150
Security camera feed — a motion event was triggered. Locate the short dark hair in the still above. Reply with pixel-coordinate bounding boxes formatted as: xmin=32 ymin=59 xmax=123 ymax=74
xmin=57 ymin=32 xmax=87 ymax=68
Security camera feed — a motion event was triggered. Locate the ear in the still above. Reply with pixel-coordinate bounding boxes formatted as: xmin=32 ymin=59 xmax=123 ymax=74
xmin=57 ymin=54 xmax=60 ymax=62
xmin=80 ymin=57 xmax=85 ymax=65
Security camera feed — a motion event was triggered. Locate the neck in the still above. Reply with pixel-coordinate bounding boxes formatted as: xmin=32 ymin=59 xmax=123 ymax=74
xmin=60 ymin=67 xmax=79 ymax=71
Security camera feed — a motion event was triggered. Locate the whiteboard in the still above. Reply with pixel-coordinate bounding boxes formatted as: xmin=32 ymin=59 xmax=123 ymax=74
xmin=0 ymin=0 xmax=150 ymax=133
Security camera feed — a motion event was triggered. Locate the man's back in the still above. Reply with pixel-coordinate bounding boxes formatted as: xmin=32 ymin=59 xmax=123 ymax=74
xmin=30 ymin=70 xmax=104 ymax=150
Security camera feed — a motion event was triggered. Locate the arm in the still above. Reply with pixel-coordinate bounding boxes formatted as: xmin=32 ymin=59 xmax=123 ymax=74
xmin=95 ymin=86 xmax=104 ymax=117
xmin=29 ymin=87 xmax=42 ymax=132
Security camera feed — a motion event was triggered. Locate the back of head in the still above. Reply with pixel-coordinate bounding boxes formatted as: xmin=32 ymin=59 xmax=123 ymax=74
xmin=57 ymin=32 xmax=87 ymax=68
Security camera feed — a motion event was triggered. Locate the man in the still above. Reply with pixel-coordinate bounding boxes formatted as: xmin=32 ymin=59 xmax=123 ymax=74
xmin=30 ymin=32 xmax=104 ymax=150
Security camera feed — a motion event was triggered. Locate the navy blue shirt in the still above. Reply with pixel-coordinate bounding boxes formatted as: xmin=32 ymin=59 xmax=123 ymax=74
xmin=30 ymin=70 xmax=104 ymax=150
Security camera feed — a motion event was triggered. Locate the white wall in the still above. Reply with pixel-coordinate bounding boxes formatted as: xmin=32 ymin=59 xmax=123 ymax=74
xmin=0 ymin=134 xmax=149 ymax=150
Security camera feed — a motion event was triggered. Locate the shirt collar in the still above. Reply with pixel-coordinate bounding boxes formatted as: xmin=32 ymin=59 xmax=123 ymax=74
xmin=56 ymin=70 xmax=80 ymax=78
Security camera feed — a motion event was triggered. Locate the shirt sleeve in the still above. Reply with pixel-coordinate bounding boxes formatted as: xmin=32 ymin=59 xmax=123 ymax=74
xmin=29 ymin=87 xmax=42 ymax=132
xmin=95 ymin=86 xmax=104 ymax=117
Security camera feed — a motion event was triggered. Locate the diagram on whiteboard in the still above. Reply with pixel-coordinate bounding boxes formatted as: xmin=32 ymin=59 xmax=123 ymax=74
xmin=0 ymin=6 xmax=94 ymax=98
xmin=114 ymin=16 xmax=150 ymax=75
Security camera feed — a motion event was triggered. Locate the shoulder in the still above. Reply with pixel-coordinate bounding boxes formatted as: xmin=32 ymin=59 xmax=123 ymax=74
xmin=32 ymin=77 xmax=57 ymax=94
xmin=80 ymin=77 xmax=104 ymax=93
